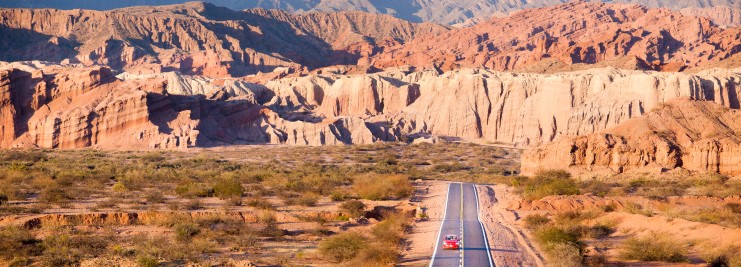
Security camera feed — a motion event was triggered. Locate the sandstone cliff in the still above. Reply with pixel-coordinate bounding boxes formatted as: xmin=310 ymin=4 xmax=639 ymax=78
xmin=3 ymin=61 xmax=740 ymax=177
xmin=522 ymin=101 xmax=741 ymax=176
xmin=0 ymin=62 xmax=396 ymax=148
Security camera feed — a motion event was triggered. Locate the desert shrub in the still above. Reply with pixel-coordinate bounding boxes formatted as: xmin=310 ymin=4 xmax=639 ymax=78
xmin=174 ymin=223 xmax=201 ymax=241
xmin=523 ymin=214 xmax=550 ymax=230
xmin=701 ymin=245 xmax=741 ymax=267
xmin=581 ymin=180 xmax=612 ymax=197
xmin=522 ymin=170 xmax=580 ymax=200
xmin=40 ymin=186 xmax=71 ymax=203
xmin=534 ymin=226 xmax=583 ymax=249
xmin=39 ymin=232 xmax=110 ymax=266
xmin=245 ymin=197 xmax=273 ymax=210
xmin=174 ymin=182 xmax=213 ymax=198
xmin=140 ymin=153 xmax=165 ymax=163
xmin=212 ymin=178 xmax=243 ymax=199
xmin=353 ymin=243 xmax=399 ymax=265
xmin=339 ymin=200 xmax=366 ymax=218
xmin=319 ymin=232 xmax=368 ymax=263
xmin=375 ymin=153 xmax=399 ymax=165
xmin=183 ymin=199 xmax=203 ymax=210
xmin=586 ymin=224 xmax=614 ymax=239
xmin=431 ymin=163 xmax=465 ymax=173
xmin=0 ymin=150 xmax=47 ymax=162
xmin=542 ymin=242 xmax=583 ymax=267
xmin=296 ymin=192 xmax=320 ymax=206
xmin=619 ymin=232 xmax=688 ymax=262
xmin=136 ymin=255 xmax=159 ymax=267
xmin=371 ymin=211 xmax=409 ymax=244
xmin=353 ymin=173 xmax=413 ymax=200
xmin=725 ymin=203 xmax=741 ymax=213
xmin=259 ymin=211 xmax=285 ymax=238
xmin=145 ymin=191 xmax=166 ymax=204
xmin=330 ymin=189 xmax=351 ymax=201
xmin=624 ymin=202 xmax=653 ymax=216
xmin=0 ymin=194 xmax=7 ymax=205
xmin=0 ymin=226 xmax=43 ymax=260
xmin=679 ymin=206 xmax=741 ymax=228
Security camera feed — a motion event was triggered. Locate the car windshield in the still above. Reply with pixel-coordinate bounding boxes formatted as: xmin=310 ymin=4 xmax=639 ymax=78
xmin=445 ymin=235 xmax=457 ymax=240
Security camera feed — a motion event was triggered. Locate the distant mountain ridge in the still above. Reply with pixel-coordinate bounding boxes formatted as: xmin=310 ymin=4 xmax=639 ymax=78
xmin=2 ymin=0 xmax=741 ymax=25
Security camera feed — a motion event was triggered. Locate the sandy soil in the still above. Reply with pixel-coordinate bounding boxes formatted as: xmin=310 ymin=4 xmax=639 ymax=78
xmin=399 ymin=180 xmax=449 ymax=266
xmin=477 ymin=184 xmax=545 ymax=267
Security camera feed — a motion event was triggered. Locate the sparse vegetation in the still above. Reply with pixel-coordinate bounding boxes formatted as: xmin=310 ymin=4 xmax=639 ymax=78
xmin=353 ymin=173 xmax=414 ymax=200
xmin=339 ymin=200 xmax=367 ymax=218
xmin=619 ymin=232 xmax=688 ymax=263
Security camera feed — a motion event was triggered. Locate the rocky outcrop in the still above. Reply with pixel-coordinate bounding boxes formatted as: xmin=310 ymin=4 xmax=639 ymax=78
xmin=0 ymin=2 xmax=447 ymax=76
xmin=2 ymin=0 xmax=740 ymax=26
xmin=254 ymin=67 xmax=741 ymax=147
xmin=680 ymin=6 xmax=741 ymax=27
xmin=522 ymin=101 xmax=741 ymax=176
xmin=0 ymin=62 xmax=401 ymax=148
xmin=369 ymin=1 xmax=741 ymax=72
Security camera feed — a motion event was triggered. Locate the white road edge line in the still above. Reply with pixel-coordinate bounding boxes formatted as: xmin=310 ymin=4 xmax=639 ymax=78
xmin=429 ymin=182 xmax=453 ymax=267
xmin=474 ymin=184 xmax=495 ymax=267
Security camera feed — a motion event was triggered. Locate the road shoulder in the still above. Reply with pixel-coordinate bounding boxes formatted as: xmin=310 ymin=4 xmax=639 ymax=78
xmin=476 ymin=184 xmax=545 ymax=267
xmin=399 ymin=180 xmax=449 ymax=266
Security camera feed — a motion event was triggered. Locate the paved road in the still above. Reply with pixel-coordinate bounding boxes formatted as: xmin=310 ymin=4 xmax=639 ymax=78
xmin=430 ymin=183 xmax=494 ymax=267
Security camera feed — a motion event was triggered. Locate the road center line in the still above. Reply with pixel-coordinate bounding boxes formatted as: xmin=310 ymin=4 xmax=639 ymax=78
xmin=429 ymin=183 xmax=452 ymax=267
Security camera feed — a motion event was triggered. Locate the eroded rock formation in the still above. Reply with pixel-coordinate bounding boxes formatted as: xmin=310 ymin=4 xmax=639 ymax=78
xmin=0 ymin=2 xmax=448 ymax=76
xmin=368 ymin=1 xmax=741 ymax=72
xmin=522 ymin=101 xmax=741 ymax=176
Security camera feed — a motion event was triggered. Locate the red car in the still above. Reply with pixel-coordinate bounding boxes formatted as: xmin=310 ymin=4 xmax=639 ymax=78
xmin=443 ymin=235 xmax=460 ymax=250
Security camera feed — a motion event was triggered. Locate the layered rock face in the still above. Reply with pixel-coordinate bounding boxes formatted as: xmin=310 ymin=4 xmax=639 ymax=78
xmin=1 ymin=2 xmax=740 ymax=76
xmin=0 ymin=62 xmax=397 ymax=148
xmin=256 ymin=67 xmax=741 ymax=147
xmin=0 ymin=2 xmax=447 ymax=76
xmin=1 ymin=0 xmax=740 ymax=26
xmin=522 ymin=101 xmax=741 ymax=176
xmin=369 ymin=1 xmax=741 ymax=72
xmin=680 ymin=6 xmax=741 ymax=27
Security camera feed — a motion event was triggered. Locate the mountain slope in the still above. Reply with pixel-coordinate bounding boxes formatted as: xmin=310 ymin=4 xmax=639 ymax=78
xmin=368 ymin=1 xmax=741 ymax=72
xmin=0 ymin=2 xmax=447 ymax=76
xmin=1 ymin=0 xmax=740 ymax=25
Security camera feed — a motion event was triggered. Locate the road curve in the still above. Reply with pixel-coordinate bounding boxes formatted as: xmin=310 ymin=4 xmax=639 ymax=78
xmin=430 ymin=183 xmax=494 ymax=267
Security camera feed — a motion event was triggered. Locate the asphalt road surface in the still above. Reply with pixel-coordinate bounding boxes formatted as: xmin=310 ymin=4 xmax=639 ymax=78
xmin=430 ymin=183 xmax=494 ymax=267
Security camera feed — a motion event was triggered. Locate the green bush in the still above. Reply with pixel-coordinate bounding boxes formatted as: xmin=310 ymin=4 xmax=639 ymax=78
xmin=319 ymin=232 xmax=368 ymax=263
xmin=339 ymin=200 xmax=366 ymax=218
xmin=619 ymin=233 xmax=688 ymax=262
